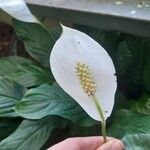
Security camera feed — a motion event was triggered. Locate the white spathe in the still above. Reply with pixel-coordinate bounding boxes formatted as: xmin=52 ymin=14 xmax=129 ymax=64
xmin=50 ymin=25 xmax=117 ymax=121
xmin=0 ymin=0 xmax=38 ymax=23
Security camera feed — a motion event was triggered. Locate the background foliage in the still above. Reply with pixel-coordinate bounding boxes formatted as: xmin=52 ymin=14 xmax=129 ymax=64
xmin=0 ymin=19 xmax=149 ymax=150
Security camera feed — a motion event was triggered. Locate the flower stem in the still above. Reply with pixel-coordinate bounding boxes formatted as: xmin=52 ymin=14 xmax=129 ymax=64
xmin=92 ymin=94 xmax=107 ymax=143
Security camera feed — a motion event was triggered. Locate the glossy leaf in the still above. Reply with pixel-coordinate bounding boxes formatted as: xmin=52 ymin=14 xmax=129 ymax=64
xmin=130 ymin=93 xmax=150 ymax=115
xmin=0 ymin=79 xmax=26 ymax=117
xmin=124 ymin=35 xmax=150 ymax=97
xmin=116 ymin=41 xmax=133 ymax=77
xmin=143 ymin=63 xmax=150 ymax=94
xmin=122 ymin=134 xmax=150 ymax=150
xmin=0 ymin=118 xmax=21 ymax=141
xmin=15 ymin=84 xmax=97 ymax=126
xmin=107 ymin=109 xmax=150 ymax=139
xmin=13 ymin=19 xmax=60 ymax=66
xmin=0 ymin=116 xmax=67 ymax=150
xmin=113 ymin=90 xmax=128 ymax=111
xmin=125 ymin=35 xmax=150 ymax=64
xmin=0 ymin=56 xmax=53 ymax=88
xmin=0 ymin=56 xmax=32 ymax=76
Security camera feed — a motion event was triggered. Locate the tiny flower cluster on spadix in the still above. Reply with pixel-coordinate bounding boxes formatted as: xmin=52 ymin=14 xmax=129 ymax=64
xmin=75 ymin=62 xmax=96 ymax=97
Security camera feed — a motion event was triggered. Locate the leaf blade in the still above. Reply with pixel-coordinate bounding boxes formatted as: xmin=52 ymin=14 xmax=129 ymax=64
xmin=122 ymin=134 xmax=150 ymax=150
xmin=107 ymin=109 xmax=150 ymax=139
xmin=0 ymin=78 xmax=26 ymax=117
xmin=0 ymin=116 xmax=66 ymax=150
xmin=15 ymin=84 xmax=97 ymax=126
xmin=0 ymin=56 xmax=53 ymax=88
xmin=12 ymin=19 xmax=61 ymax=66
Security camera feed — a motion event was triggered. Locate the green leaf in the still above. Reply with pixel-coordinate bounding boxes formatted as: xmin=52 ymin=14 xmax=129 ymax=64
xmin=116 ymin=41 xmax=133 ymax=76
xmin=6 ymin=63 xmax=53 ymax=88
xmin=107 ymin=109 xmax=150 ymax=139
xmin=143 ymin=63 xmax=150 ymax=94
xmin=69 ymin=123 xmax=100 ymax=137
xmin=0 ymin=118 xmax=21 ymax=141
xmin=0 ymin=78 xmax=26 ymax=117
xmin=0 ymin=116 xmax=67 ymax=150
xmin=0 ymin=56 xmax=32 ymax=76
xmin=0 ymin=56 xmax=53 ymax=88
xmin=12 ymin=19 xmax=60 ymax=66
xmin=124 ymin=35 xmax=150 ymax=96
xmin=130 ymin=93 xmax=150 ymax=115
xmin=125 ymin=35 xmax=150 ymax=64
xmin=113 ymin=90 xmax=128 ymax=111
xmin=122 ymin=134 xmax=150 ymax=150
xmin=15 ymin=84 xmax=97 ymax=126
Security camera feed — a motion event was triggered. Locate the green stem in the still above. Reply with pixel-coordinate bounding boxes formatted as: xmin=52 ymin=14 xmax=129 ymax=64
xmin=92 ymin=94 xmax=107 ymax=143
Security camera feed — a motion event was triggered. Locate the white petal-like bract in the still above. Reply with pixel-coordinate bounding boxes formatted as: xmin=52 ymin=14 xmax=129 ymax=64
xmin=50 ymin=25 xmax=117 ymax=121
xmin=0 ymin=0 xmax=38 ymax=23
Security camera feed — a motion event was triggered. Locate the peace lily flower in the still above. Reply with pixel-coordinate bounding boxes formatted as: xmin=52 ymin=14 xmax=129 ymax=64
xmin=50 ymin=25 xmax=117 ymax=142
xmin=0 ymin=0 xmax=38 ymax=23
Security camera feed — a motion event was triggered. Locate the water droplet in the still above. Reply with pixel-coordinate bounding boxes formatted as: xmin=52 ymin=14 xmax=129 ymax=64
xmin=137 ymin=4 xmax=143 ymax=8
xmin=130 ymin=10 xmax=136 ymax=14
xmin=115 ymin=1 xmax=123 ymax=5
xmin=145 ymin=4 xmax=150 ymax=8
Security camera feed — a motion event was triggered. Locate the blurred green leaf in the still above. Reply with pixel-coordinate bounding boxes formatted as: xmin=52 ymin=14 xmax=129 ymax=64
xmin=69 ymin=124 xmax=99 ymax=137
xmin=130 ymin=93 xmax=150 ymax=115
xmin=124 ymin=35 xmax=150 ymax=97
xmin=0 ymin=118 xmax=21 ymax=141
xmin=122 ymin=134 xmax=150 ymax=150
xmin=116 ymin=41 xmax=133 ymax=77
xmin=12 ymin=19 xmax=60 ymax=67
xmin=125 ymin=35 xmax=150 ymax=64
xmin=107 ymin=109 xmax=150 ymax=139
xmin=6 ymin=63 xmax=53 ymax=88
xmin=0 ymin=78 xmax=26 ymax=117
xmin=0 ymin=56 xmax=53 ymax=88
xmin=0 ymin=56 xmax=32 ymax=76
xmin=15 ymin=84 xmax=98 ymax=126
xmin=143 ymin=63 xmax=150 ymax=94
xmin=0 ymin=116 xmax=67 ymax=150
xmin=113 ymin=90 xmax=128 ymax=111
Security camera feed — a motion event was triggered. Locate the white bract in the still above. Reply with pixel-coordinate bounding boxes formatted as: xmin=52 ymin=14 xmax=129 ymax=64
xmin=50 ymin=25 xmax=117 ymax=121
xmin=0 ymin=0 xmax=38 ymax=23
